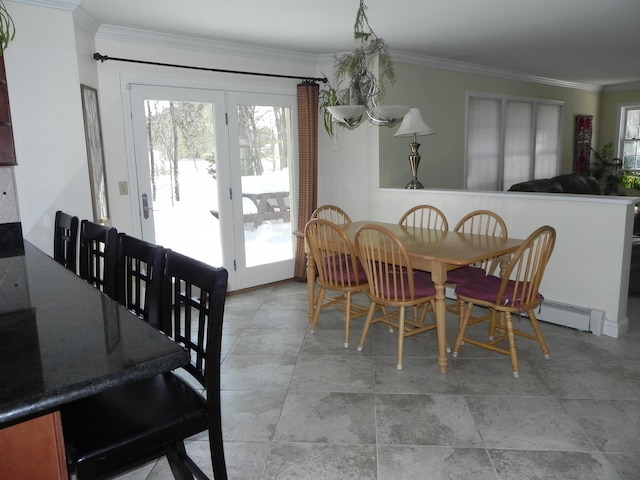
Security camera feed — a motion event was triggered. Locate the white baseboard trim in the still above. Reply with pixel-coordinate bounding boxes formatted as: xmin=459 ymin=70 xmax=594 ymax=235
xmin=445 ymin=287 xmax=621 ymax=338
xmin=602 ymin=315 xmax=629 ymax=338
xmin=537 ymin=300 xmax=605 ymax=335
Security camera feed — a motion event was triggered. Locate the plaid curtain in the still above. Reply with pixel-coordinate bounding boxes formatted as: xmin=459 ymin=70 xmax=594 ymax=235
xmin=294 ymin=81 xmax=319 ymax=280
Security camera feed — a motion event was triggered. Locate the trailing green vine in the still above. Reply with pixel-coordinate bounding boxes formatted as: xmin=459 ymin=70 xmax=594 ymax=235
xmin=0 ymin=1 xmax=15 ymax=55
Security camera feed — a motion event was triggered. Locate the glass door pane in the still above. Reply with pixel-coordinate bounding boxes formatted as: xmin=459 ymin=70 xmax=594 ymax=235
xmin=227 ymin=92 xmax=296 ymax=288
xmin=128 ymin=85 xmax=234 ymax=282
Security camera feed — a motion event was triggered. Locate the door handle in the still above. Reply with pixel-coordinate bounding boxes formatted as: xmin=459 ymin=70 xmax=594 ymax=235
xmin=142 ymin=193 xmax=150 ymax=219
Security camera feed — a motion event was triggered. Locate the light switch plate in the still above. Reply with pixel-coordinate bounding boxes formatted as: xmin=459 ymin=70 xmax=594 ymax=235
xmin=118 ymin=181 xmax=128 ymax=195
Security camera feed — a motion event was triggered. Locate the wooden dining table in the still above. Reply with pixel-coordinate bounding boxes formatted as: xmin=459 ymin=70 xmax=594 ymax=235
xmin=303 ymin=221 xmax=524 ymax=374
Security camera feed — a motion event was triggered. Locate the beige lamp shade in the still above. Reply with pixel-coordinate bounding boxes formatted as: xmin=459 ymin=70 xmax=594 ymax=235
xmin=394 ymin=108 xmax=434 ymax=138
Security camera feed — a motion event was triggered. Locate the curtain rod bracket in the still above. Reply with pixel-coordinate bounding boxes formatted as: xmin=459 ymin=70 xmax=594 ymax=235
xmin=93 ymin=52 xmax=327 ymax=84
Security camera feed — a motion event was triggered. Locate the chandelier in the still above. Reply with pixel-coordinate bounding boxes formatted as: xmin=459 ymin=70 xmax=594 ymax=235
xmin=325 ymin=0 xmax=409 ymax=128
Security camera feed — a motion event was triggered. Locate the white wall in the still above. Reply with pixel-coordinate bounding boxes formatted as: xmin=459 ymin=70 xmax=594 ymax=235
xmin=5 ymin=2 xmax=93 ymax=254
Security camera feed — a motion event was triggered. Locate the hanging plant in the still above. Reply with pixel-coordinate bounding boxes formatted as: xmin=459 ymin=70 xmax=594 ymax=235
xmin=0 ymin=0 xmax=15 ymax=55
xmin=319 ymin=0 xmax=397 ymax=136
xmin=318 ymin=77 xmax=341 ymax=137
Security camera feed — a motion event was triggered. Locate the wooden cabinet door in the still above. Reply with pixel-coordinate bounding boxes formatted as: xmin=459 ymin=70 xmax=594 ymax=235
xmin=0 ymin=411 xmax=69 ymax=479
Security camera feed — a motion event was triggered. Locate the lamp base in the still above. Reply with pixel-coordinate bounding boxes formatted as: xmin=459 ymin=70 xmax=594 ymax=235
xmin=406 ymin=147 xmax=423 ymax=189
xmin=406 ymin=177 xmax=424 ymax=189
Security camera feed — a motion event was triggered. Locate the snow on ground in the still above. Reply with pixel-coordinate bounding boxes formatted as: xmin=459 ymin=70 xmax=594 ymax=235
xmin=152 ymin=159 xmax=292 ymax=269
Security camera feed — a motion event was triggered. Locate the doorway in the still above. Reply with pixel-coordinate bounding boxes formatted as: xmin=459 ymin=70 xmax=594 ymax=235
xmin=126 ymin=84 xmax=297 ymax=290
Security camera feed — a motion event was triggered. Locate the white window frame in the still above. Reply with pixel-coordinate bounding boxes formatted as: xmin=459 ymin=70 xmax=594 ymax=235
xmin=617 ymin=103 xmax=640 ymax=171
xmin=464 ymin=92 xmax=564 ymax=191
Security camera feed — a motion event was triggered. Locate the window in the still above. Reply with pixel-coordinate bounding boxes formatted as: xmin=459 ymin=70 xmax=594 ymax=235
xmin=466 ymin=93 xmax=563 ymax=190
xmin=619 ymin=104 xmax=640 ymax=171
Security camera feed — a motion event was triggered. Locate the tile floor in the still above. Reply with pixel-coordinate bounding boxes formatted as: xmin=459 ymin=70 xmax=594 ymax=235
xmin=114 ymin=281 xmax=640 ymax=480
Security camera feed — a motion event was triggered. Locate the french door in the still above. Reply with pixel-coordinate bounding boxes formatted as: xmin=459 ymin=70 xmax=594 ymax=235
xmin=126 ymin=84 xmax=297 ymax=290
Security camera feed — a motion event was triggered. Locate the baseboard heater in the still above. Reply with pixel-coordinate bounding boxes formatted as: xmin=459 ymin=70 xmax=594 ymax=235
xmin=533 ymin=300 xmax=605 ymax=335
xmin=445 ymin=288 xmax=605 ymax=335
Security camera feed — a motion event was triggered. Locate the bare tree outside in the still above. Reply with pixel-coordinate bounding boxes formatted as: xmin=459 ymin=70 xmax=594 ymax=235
xmin=145 ymin=100 xmax=215 ymax=204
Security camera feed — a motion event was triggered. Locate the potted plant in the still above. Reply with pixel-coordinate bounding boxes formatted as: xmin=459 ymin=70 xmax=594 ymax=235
xmin=590 ymin=142 xmax=640 ymax=194
xmin=591 ymin=142 xmax=623 ymax=194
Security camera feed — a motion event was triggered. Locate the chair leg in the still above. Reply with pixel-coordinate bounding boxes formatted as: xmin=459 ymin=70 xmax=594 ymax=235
xmin=309 ymin=287 xmax=325 ymax=333
xmin=343 ymin=291 xmax=352 ymax=348
xmin=452 ymin=301 xmax=473 ymax=358
xmin=527 ymin=310 xmax=551 ymax=359
xmin=357 ymin=302 xmax=378 ymax=352
xmin=504 ymin=313 xmax=519 ymax=378
xmin=488 ymin=308 xmax=498 ymax=339
xmin=208 ymin=391 xmax=229 ymax=480
xmin=166 ymin=442 xmax=197 ymax=480
xmin=396 ymin=307 xmax=406 ymax=370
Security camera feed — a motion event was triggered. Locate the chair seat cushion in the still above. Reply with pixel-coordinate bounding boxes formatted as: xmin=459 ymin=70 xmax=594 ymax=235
xmin=377 ymin=270 xmax=436 ymax=299
xmin=61 ymin=371 xmax=208 ymax=469
xmin=414 ymin=271 xmax=437 ymax=297
xmin=455 ymin=274 xmax=543 ymax=306
xmin=323 ymin=254 xmax=367 ymax=284
xmin=445 ymin=266 xmax=487 ymax=285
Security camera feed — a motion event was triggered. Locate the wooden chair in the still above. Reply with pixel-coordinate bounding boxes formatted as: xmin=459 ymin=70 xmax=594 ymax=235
xmin=115 ymin=233 xmax=165 ymax=328
xmin=311 ymin=204 xmax=352 ymax=225
xmin=304 ymin=218 xmax=369 ymax=348
xmin=451 ymin=209 xmax=508 ymax=277
xmin=53 ymin=210 xmax=79 ymax=273
xmin=61 ymin=250 xmax=229 ymax=479
xmin=78 ymin=220 xmax=118 ymax=298
xmin=354 ymin=224 xmax=438 ymax=370
xmin=452 ymin=225 xmax=556 ymax=377
xmin=447 ymin=210 xmax=508 ymax=317
xmin=398 ymin=205 xmax=448 ymax=231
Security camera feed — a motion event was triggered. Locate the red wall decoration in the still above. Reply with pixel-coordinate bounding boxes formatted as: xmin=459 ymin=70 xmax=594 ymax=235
xmin=573 ymin=114 xmax=593 ymax=173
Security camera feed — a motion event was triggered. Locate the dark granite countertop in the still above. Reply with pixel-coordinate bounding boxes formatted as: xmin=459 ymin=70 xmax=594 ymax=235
xmin=0 ymin=242 xmax=189 ymax=428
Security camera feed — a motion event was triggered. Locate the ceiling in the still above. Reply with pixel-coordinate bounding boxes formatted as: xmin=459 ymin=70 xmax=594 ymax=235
xmin=78 ymin=0 xmax=640 ymax=88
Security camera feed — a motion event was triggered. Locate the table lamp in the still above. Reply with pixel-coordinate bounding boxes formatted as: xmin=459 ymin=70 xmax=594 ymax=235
xmin=394 ymin=108 xmax=435 ymax=189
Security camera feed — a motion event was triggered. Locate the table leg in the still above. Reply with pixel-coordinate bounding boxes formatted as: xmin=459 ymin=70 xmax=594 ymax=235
xmin=431 ymin=262 xmax=448 ymax=374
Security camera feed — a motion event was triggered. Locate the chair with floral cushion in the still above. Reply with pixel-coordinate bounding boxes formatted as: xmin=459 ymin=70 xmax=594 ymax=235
xmin=355 ymin=224 xmax=438 ymax=370
xmin=452 ymin=225 xmax=556 ymax=377
xmin=304 ymin=218 xmax=369 ymax=348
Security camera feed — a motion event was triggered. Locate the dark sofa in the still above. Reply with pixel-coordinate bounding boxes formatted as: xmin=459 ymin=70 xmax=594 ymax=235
xmin=509 ymin=172 xmax=640 ymax=294
xmin=508 ymin=172 xmax=601 ymax=194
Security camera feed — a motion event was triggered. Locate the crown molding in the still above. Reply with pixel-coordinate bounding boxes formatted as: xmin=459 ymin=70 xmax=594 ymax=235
xmin=391 ymin=50 xmax=603 ymax=93
xmin=70 ymin=14 xmax=634 ymax=93
xmin=603 ymin=80 xmax=640 ymax=93
xmin=6 ymin=0 xmax=80 ymax=11
xmin=94 ymin=24 xmax=319 ymax=68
